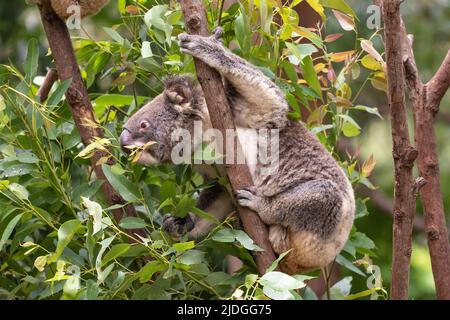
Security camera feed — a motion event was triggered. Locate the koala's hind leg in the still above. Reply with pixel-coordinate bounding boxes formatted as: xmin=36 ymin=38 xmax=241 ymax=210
xmin=179 ymin=30 xmax=288 ymax=129
xmin=237 ymin=180 xmax=352 ymax=272
xmin=236 ymin=180 xmax=344 ymax=238
xmin=163 ymin=183 xmax=234 ymax=239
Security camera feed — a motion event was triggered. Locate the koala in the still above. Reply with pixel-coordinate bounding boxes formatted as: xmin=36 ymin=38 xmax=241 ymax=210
xmin=30 ymin=0 xmax=109 ymax=20
xmin=119 ymin=28 xmax=355 ymax=274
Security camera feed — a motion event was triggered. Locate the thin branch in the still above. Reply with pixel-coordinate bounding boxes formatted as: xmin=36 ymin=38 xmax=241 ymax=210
xmin=395 ymin=0 xmax=450 ymax=299
xmin=427 ymin=49 xmax=450 ymax=108
xmin=179 ymin=0 xmax=277 ymax=275
xmin=381 ymin=0 xmax=418 ymax=300
xmin=37 ymin=68 xmax=58 ymax=102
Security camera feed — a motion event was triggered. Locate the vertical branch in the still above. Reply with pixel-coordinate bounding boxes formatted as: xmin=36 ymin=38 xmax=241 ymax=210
xmin=178 ymin=0 xmax=277 ymax=275
xmin=382 ymin=0 xmax=418 ymax=300
xmin=37 ymin=68 xmax=58 ymax=102
xmin=386 ymin=0 xmax=450 ymax=299
xmin=414 ymin=55 xmax=450 ymax=300
xmin=37 ymin=0 xmax=143 ymax=235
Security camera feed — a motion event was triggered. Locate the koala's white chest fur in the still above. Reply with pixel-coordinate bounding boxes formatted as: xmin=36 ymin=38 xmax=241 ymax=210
xmin=236 ymin=127 xmax=259 ymax=179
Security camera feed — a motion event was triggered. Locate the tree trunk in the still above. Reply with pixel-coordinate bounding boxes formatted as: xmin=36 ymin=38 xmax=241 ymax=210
xmin=381 ymin=0 xmax=418 ymax=300
xmin=178 ymin=0 xmax=277 ymax=275
xmin=37 ymin=0 xmax=143 ymax=235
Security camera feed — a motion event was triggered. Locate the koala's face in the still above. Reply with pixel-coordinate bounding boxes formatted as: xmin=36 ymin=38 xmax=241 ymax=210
xmin=119 ymin=76 xmax=204 ymax=165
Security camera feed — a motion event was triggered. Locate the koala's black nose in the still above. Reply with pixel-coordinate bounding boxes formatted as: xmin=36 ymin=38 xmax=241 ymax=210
xmin=119 ymin=129 xmax=132 ymax=154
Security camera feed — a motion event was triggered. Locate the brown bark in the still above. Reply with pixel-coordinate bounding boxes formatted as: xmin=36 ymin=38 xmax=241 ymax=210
xmin=402 ymin=39 xmax=450 ymax=300
xmin=383 ymin=0 xmax=450 ymax=299
xmin=37 ymin=68 xmax=58 ymax=102
xmin=37 ymin=0 xmax=143 ymax=235
xmin=178 ymin=0 xmax=277 ymax=275
xmin=381 ymin=0 xmax=418 ymax=300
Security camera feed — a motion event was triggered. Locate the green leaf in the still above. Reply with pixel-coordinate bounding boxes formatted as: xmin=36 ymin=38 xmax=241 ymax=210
xmin=24 ymin=39 xmax=39 ymax=82
xmin=245 ymin=274 xmax=259 ymax=289
xmin=49 ymin=220 xmax=82 ymax=263
xmin=301 ymin=56 xmax=322 ymax=98
xmin=212 ymin=229 xmax=262 ymax=251
xmin=34 ymin=255 xmax=48 ymax=272
xmin=138 ymin=261 xmax=166 ymax=283
xmin=119 ymin=217 xmax=147 ymax=229
xmin=102 ymin=243 xmax=131 ymax=266
xmin=96 ymin=236 xmax=115 ymax=284
xmin=321 ymin=0 xmax=356 ymax=18
xmin=7 ymin=183 xmax=29 ymax=200
xmin=81 ymin=197 xmax=103 ymax=234
xmin=234 ymin=5 xmax=251 ymax=56
xmin=336 ymin=254 xmax=365 ymax=276
xmin=0 ymin=94 xmax=6 ymax=112
xmin=234 ymin=230 xmax=263 ymax=251
xmin=173 ymin=241 xmax=195 ymax=252
xmin=118 ymin=0 xmax=126 ymax=14
xmin=173 ymin=195 xmax=195 ymax=218
xmin=144 ymin=5 xmax=168 ymax=31
xmin=352 ymin=232 xmax=376 ymax=250
xmin=324 ymin=276 xmax=353 ymax=300
xmin=260 ymin=271 xmax=307 ymax=300
xmin=338 ymin=114 xmax=361 ymax=137
xmin=47 ymin=79 xmax=72 ymax=105
xmin=159 ymin=181 xmax=177 ymax=202
xmin=93 ymin=95 xmax=147 ymax=111
xmin=178 ymin=250 xmax=205 ymax=265
xmin=103 ymin=27 xmax=124 ymax=45
xmin=286 ymin=43 xmax=318 ymax=63
xmin=353 ymin=105 xmax=382 ymax=119
xmin=102 ymin=164 xmax=141 ymax=202
xmin=361 ymin=55 xmax=382 ymax=71
xmin=0 ymin=213 xmax=23 ymax=252
xmin=212 ymin=229 xmax=236 ymax=243
xmin=355 ymin=198 xmax=369 ymax=219
xmin=141 ymin=41 xmax=153 ymax=58
xmin=266 ymin=250 xmax=292 ymax=273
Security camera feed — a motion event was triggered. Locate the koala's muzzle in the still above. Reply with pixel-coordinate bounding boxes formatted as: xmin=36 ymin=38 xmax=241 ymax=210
xmin=119 ymin=129 xmax=133 ymax=154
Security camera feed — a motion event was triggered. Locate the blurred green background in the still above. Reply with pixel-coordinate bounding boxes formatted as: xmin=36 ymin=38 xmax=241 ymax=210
xmin=1 ymin=0 xmax=449 ymax=299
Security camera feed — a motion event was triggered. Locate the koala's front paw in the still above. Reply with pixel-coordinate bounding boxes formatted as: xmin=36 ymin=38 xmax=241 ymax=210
xmin=178 ymin=32 xmax=224 ymax=60
xmin=162 ymin=214 xmax=194 ymax=239
xmin=236 ymin=187 xmax=264 ymax=212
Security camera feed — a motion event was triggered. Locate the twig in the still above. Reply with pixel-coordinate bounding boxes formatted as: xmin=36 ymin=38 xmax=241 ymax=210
xmin=37 ymin=68 xmax=58 ymax=102
xmin=427 ymin=50 xmax=450 ymax=108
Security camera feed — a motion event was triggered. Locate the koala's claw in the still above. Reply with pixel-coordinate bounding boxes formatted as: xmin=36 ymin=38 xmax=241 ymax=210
xmin=236 ymin=187 xmax=262 ymax=211
xmin=162 ymin=214 xmax=194 ymax=239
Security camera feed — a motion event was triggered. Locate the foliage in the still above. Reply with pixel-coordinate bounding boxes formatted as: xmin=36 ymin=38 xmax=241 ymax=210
xmin=0 ymin=0 xmax=387 ymax=300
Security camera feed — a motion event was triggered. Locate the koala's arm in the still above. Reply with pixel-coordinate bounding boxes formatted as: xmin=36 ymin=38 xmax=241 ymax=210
xmin=163 ymin=183 xmax=234 ymax=239
xmin=179 ymin=31 xmax=288 ymax=129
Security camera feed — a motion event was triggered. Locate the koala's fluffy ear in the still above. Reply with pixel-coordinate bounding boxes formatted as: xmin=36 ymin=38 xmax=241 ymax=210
xmin=164 ymin=75 xmax=203 ymax=118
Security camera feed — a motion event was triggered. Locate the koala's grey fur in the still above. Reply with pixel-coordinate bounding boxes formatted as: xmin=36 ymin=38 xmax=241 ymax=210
xmin=120 ymin=29 xmax=355 ymax=274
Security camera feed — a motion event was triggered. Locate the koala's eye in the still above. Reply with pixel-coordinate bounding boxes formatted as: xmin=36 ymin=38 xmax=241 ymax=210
xmin=140 ymin=121 xmax=149 ymax=129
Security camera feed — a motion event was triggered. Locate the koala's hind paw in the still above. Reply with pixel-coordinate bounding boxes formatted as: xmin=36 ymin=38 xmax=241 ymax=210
xmin=236 ymin=187 xmax=264 ymax=212
xmin=162 ymin=214 xmax=194 ymax=239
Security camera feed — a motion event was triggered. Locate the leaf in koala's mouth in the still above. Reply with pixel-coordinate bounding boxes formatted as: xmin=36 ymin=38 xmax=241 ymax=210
xmin=125 ymin=141 xmax=157 ymax=163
